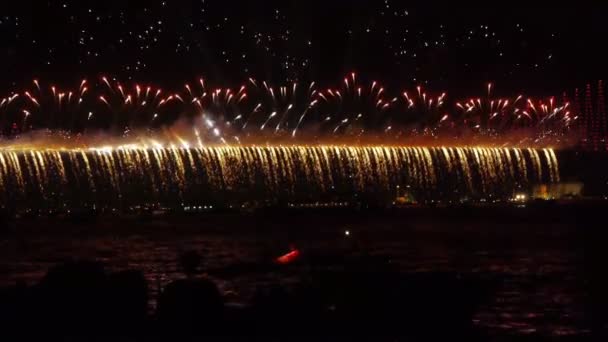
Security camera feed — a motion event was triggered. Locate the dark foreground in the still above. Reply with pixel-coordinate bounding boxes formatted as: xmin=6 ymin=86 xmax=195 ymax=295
xmin=0 ymin=259 xmax=490 ymax=340
xmin=1 ymin=203 xmax=608 ymax=340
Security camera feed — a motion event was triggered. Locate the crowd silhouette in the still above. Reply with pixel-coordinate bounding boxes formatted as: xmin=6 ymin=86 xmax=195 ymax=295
xmin=0 ymin=250 xmax=493 ymax=339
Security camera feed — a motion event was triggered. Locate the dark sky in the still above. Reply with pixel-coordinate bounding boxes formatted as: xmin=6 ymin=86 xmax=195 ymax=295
xmin=1 ymin=1 xmax=607 ymax=96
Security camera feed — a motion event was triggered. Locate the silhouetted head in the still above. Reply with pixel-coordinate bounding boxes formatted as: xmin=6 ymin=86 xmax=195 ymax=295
xmin=179 ymin=251 xmax=202 ymax=277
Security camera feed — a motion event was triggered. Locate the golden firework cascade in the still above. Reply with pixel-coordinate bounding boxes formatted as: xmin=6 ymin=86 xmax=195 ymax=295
xmin=0 ymin=146 xmax=559 ymax=207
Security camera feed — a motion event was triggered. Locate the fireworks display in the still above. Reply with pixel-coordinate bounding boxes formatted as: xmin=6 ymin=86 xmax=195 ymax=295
xmin=0 ymin=75 xmax=573 ymax=209
xmin=0 ymin=4 xmax=606 ymax=341
xmin=2 ymin=2 xmax=603 ymax=210
xmin=0 ymin=75 xmax=578 ymax=147
xmin=0 ymin=146 xmax=559 ymax=209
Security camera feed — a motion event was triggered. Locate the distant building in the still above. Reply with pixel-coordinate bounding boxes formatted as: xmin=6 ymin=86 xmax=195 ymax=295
xmin=532 ymin=183 xmax=584 ymax=200
xmin=580 ymin=81 xmax=607 ymax=151
xmin=394 ymin=194 xmax=417 ymax=205
xmin=394 ymin=185 xmax=417 ymax=205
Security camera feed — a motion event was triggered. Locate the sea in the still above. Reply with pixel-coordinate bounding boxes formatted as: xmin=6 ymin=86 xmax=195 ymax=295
xmin=0 ymin=204 xmax=605 ymax=339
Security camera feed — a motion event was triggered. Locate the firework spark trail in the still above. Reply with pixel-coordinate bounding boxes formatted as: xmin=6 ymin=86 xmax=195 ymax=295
xmin=0 ymin=145 xmax=559 ymax=207
xmin=0 ymin=74 xmax=577 ymax=148
xmin=260 ymin=112 xmax=277 ymax=130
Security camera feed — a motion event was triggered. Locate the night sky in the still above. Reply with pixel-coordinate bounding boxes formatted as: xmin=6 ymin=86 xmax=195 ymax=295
xmin=1 ymin=1 xmax=607 ymax=96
